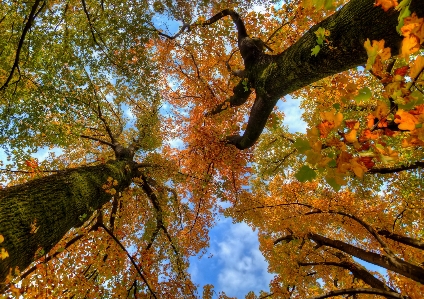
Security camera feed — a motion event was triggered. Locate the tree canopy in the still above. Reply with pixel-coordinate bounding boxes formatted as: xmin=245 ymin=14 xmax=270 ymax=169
xmin=0 ymin=0 xmax=423 ymax=298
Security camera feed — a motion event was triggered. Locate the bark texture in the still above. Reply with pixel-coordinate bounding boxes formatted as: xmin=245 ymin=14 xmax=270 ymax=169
xmin=218 ymin=0 xmax=424 ymax=149
xmin=0 ymin=160 xmax=134 ymax=284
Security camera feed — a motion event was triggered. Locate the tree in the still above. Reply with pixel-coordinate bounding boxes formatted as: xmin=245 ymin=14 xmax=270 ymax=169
xmin=0 ymin=0 xmax=423 ymax=298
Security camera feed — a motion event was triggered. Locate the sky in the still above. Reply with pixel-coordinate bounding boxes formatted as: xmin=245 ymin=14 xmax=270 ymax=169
xmin=186 ymin=98 xmax=307 ymax=298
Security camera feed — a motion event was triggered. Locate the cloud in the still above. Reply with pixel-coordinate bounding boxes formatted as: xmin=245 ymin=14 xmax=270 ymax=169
xmin=276 ymin=98 xmax=307 ymax=133
xmin=214 ymin=221 xmax=273 ymax=297
xmin=188 ymin=219 xmax=273 ymax=298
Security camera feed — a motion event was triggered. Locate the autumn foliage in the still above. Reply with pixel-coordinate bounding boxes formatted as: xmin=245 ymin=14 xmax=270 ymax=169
xmin=0 ymin=0 xmax=423 ymax=298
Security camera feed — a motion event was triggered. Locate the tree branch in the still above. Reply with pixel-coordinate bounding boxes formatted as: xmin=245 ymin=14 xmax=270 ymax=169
xmin=100 ymin=223 xmax=157 ymax=299
xmin=308 ymin=288 xmax=406 ymax=299
xmin=0 ymin=0 xmax=44 ymax=91
xmin=299 ymin=260 xmax=394 ymax=292
xmin=304 ymin=233 xmax=424 ymax=284
xmin=368 ymin=161 xmax=424 ymax=174
xmin=80 ymin=134 xmax=114 ymax=147
xmin=377 ymin=229 xmax=424 ymax=250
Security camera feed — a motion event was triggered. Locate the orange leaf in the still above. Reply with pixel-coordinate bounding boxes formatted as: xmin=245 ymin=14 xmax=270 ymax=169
xmin=374 ymin=0 xmax=398 ymax=12
xmin=394 ymin=109 xmax=419 ymax=130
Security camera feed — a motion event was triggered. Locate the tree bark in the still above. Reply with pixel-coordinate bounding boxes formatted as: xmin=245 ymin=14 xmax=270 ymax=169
xmin=0 ymin=160 xmax=135 ymax=284
xmin=223 ymin=0 xmax=424 ymax=149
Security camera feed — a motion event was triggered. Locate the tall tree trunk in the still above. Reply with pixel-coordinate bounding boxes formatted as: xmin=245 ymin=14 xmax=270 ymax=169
xmin=0 ymin=160 xmax=134 ymax=283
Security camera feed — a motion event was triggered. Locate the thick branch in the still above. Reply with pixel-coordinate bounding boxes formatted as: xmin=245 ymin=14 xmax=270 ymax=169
xmin=368 ymin=161 xmax=424 ymax=174
xmin=202 ymin=9 xmax=248 ymax=40
xmin=205 ymin=80 xmax=252 ymax=116
xmin=299 ymin=261 xmax=394 ymax=292
xmin=304 ymin=233 xmax=424 ymax=284
xmin=212 ymin=0 xmax=424 ymax=149
xmin=378 ymin=229 xmax=424 ymax=250
xmin=0 ymin=160 xmax=134 ymax=284
xmin=308 ymin=288 xmax=406 ymax=299
xmin=305 ymin=209 xmax=396 ymax=259
xmin=80 ymin=134 xmax=114 ymax=147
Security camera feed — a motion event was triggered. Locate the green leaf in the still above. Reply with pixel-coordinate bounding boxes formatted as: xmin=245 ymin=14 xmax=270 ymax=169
xmin=295 ymin=165 xmax=317 ymax=182
xmin=242 ymin=78 xmax=249 ymax=91
xmin=332 ymin=103 xmax=341 ymax=110
xmin=293 ymin=138 xmax=311 ymax=154
xmin=396 ymin=0 xmax=412 ymax=33
xmin=311 ymin=45 xmax=321 ymax=56
xmin=397 ymin=90 xmax=424 ymax=110
xmin=325 ymin=176 xmax=341 ymax=191
xmin=354 ymin=87 xmax=372 ymax=103
xmin=79 ymin=213 xmax=87 ymax=221
xmin=328 ymin=159 xmax=337 ymax=168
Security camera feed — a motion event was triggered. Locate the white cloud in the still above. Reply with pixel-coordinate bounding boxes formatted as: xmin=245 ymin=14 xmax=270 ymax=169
xmin=276 ymin=98 xmax=307 ymax=133
xmin=188 ymin=219 xmax=273 ymax=298
xmin=214 ymin=222 xmax=273 ymax=297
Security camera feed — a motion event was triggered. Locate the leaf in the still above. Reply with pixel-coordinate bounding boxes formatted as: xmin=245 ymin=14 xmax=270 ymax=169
xmin=0 ymin=235 xmax=3 ymax=243
xmin=374 ymin=0 xmax=399 ymax=12
xmin=311 ymin=45 xmax=321 ymax=56
xmin=394 ymin=109 xmax=419 ymax=130
xmin=325 ymin=176 xmax=341 ymax=191
xmin=0 ymin=248 xmax=9 ymax=260
xmin=293 ymin=138 xmax=311 ymax=154
xmin=410 ymin=55 xmax=424 ymax=79
xmin=394 ymin=66 xmax=409 ymax=76
xmin=364 ymin=39 xmax=391 ymax=69
xmin=396 ymin=1 xmax=412 ymax=33
xmin=398 ymin=90 xmax=424 ymax=110
xmin=399 ymin=12 xmax=423 ymax=57
xmin=295 ymin=165 xmax=317 ymax=182
xmin=344 ymin=129 xmax=358 ymax=143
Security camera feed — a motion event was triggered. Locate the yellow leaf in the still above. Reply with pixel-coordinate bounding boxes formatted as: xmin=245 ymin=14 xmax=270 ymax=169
xmin=350 ymin=158 xmax=368 ymax=179
xmin=320 ymin=109 xmax=343 ymax=128
xmin=410 ymin=55 xmax=424 ymax=79
xmin=364 ymin=39 xmax=391 ymax=69
xmin=0 ymin=235 xmax=3 ymax=243
xmin=345 ymin=129 xmax=357 ymax=143
xmin=401 ymin=35 xmax=420 ymax=58
xmin=374 ymin=100 xmax=389 ymax=119
xmin=1 ymin=248 xmax=9 ymax=260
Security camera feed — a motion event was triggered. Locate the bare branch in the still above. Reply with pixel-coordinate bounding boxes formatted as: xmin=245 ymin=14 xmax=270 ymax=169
xmin=100 ymin=224 xmax=157 ymax=299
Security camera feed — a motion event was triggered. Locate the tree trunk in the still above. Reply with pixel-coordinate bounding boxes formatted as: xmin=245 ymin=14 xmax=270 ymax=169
xmin=0 ymin=160 xmax=134 ymax=283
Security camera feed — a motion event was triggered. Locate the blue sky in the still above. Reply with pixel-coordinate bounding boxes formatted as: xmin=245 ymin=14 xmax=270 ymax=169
xmin=186 ymin=98 xmax=307 ymax=298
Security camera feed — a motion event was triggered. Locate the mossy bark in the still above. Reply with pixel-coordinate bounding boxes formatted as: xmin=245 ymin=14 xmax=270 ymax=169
xmin=0 ymin=160 xmax=134 ymax=284
xmin=228 ymin=0 xmax=424 ymax=149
